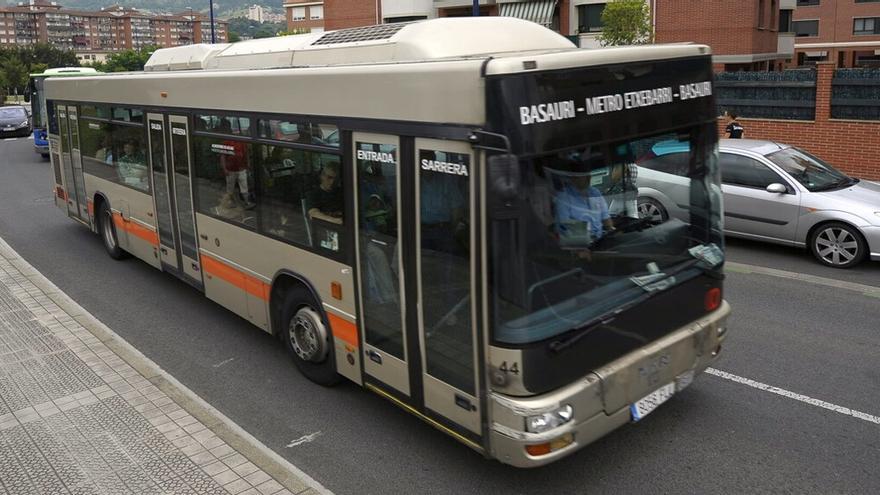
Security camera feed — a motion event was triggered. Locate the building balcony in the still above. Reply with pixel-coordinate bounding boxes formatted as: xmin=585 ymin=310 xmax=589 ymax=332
xmin=778 ymin=32 xmax=796 ymax=56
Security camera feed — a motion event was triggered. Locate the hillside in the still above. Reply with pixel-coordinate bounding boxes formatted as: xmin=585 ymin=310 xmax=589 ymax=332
xmin=35 ymin=0 xmax=280 ymax=18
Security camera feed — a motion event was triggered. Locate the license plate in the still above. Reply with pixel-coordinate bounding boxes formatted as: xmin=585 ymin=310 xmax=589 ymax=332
xmin=3 ymin=127 xmax=13 ymax=131
xmin=630 ymin=382 xmax=675 ymax=421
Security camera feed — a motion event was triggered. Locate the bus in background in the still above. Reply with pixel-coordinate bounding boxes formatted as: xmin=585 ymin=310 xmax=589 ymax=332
xmin=44 ymin=18 xmax=730 ymax=467
xmin=29 ymin=67 xmax=100 ymax=158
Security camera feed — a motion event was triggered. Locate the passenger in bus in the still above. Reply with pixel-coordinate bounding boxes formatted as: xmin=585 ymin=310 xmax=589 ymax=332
xmin=95 ymin=135 xmax=112 ymax=164
xmin=117 ymin=139 xmax=148 ymax=189
xmin=220 ymin=120 xmax=253 ymax=208
xmin=307 ymin=162 xmax=343 ymax=224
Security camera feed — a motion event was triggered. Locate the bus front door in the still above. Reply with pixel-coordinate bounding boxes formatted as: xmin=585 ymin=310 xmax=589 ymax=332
xmin=147 ymin=113 xmax=203 ymax=289
xmin=59 ymin=105 xmax=88 ymax=222
xmin=354 ymin=133 xmax=481 ymax=443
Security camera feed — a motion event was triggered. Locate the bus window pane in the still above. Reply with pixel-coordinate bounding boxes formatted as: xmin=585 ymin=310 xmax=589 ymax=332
xmin=356 ymin=142 xmax=402 ymax=359
xmin=81 ymin=105 xmax=110 ymax=119
xmin=257 ymin=144 xmax=336 ymax=246
xmin=111 ymin=124 xmax=149 ymax=193
xmin=193 ymin=134 xmax=257 ymax=229
xmin=259 ymin=119 xmax=339 ymax=148
xmin=195 ymin=114 xmax=251 ymax=136
xmin=419 ymin=149 xmax=473 ymax=395
xmin=149 ymin=120 xmax=175 ymax=249
xmin=80 ymin=120 xmax=115 ymax=182
xmin=171 ymin=122 xmax=197 ymax=259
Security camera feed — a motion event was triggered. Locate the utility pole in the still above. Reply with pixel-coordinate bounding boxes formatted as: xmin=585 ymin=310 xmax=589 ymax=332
xmin=472 ymin=0 xmax=479 ymax=17
xmin=209 ymin=1 xmax=216 ymax=43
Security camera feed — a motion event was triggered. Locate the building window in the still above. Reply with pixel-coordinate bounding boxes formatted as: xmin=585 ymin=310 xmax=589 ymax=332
xmin=854 ymin=18 xmax=880 ymax=35
xmin=792 ymin=20 xmax=819 ymax=37
xmin=796 ymin=0 xmax=819 ymax=6
xmin=292 ymin=7 xmax=306 ymax=22
xmin=855 ymin=0 xmax=880 ymax=3
xmin=577 ymin=3 xmax=605 ymax=33
xmin=758 ymin=0 xmax=766 ymax=28
xmin=310 ymin=6 xmax=323 ymax=20
xmin=779 ymin=9 xmax=793 ymax=32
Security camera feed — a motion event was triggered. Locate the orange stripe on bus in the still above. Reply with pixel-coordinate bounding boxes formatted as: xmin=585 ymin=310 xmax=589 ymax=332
xmin=111 ymin=212 xmax=159 ymax=246
xmin=326 ymin=312 xmax=359 ymax=348
xmin=200 ymin=253 xmax=270 ymax=301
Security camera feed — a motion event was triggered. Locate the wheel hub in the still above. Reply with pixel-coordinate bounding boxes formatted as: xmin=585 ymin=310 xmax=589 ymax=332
xmin=289 ymin=308 xmax=329 ymax=363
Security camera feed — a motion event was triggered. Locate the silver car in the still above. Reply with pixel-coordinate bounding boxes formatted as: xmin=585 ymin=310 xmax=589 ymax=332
xmin=636 ymin=138 xmax=880 ymax=268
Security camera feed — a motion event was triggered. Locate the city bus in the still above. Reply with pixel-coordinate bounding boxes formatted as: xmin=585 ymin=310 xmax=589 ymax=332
xmin=28 ymin=67 xmax=100 ymax=158
xmin=44 ymin=17 xmax=730 ymax=467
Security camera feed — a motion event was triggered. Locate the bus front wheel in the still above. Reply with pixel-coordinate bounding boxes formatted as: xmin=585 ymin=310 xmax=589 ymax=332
xmin=281 ymin=287 xmax=342 ymax=386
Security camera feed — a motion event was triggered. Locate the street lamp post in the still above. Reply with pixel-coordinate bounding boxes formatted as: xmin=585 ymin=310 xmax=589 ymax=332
xmin=472 ymin=0 xmax=479 ymax=17
xmin=208 ymin=1 xmax=216 ymax=43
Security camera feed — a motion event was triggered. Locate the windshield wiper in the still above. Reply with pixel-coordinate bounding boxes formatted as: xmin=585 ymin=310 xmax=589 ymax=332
xmin=812 ymin=177 xmax=857 ymax=192
xmin=547 ymin=257 xmax=722 ymax=354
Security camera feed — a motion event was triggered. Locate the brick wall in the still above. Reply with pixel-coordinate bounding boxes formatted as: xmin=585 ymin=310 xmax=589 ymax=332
xmin=717 ymin=63 xmax=880 ymax=181
xmin=655 ymin=0 xmax=778 ymax=55
xmin=324 ymin=0 xmax=377 ymax=30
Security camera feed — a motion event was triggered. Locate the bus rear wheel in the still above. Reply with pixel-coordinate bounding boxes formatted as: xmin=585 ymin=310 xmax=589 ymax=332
xmin=98 ymin=202 xmax=126 ymax=260
xmin=281 ymin=287 xmax=341 ymax=386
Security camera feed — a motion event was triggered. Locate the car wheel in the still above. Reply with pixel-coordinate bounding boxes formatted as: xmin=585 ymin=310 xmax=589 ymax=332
xmin=809 ymin=222 xmax=866 ymax=268
xmin=98 ymin=202 xmax=127 ymax=260
xmin=281 ymin=286 xmax=342 ymax=386
xmin=637 ymin=197 xmax=668 ymax=225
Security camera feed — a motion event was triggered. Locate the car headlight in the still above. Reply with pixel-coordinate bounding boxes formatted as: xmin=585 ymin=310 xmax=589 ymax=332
xmin=19 ymin=121 xmax=29 ymax=128
xmin=525 ymin=404 xmax=573 ymax=433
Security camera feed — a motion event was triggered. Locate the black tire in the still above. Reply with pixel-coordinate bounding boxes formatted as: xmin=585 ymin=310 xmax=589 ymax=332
xmin=637 ymin=197 xmax=668 ymax=225
xmin=809 ymin=222 xmax=866 ymax=269
xmin=281 ymin=286 xmax=342 ymax=386
xmin=97 ymin=202 xmax=126 ymax=260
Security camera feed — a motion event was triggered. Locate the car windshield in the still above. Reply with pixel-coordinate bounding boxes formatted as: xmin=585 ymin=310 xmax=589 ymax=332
xmin=0 ymin=107 xmax=26 ymax=119
xmin=488 ymin=125 xmax=723 ymax=345
xmin=766 ymin=147 xmax=853 ymax=192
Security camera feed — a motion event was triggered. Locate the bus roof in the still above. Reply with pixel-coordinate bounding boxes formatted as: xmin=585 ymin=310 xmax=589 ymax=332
xmin=145 ymin=17 xmax=577 ymax=71
xmin=30 ymin=67 xmax=101 ymax=78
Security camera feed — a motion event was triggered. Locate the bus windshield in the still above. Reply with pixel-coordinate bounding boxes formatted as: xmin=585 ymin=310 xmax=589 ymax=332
xmin=488 ymin=124 xmax=723 ymax=345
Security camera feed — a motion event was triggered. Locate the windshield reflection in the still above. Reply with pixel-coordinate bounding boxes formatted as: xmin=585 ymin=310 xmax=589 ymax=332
xmin=489 ymin=127 xmax=722 ymax=345
xmin=766 ymin=147 xmax=854 ymax=192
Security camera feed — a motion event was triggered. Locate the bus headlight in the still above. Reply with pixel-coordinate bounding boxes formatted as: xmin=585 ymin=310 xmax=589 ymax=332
xmin=525 ymin=405 xmax=573 ymax=433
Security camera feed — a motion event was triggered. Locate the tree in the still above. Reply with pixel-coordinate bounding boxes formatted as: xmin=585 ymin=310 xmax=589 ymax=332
xmin=90 ymin=46 xmax=158 ymax=72
xmin=228 ymin=31 xmax=241 ymax=43
xmin=597 ymin=0 xmax=653 ymax=47
xmin=0 ymin=58 xmax=28 ymax=96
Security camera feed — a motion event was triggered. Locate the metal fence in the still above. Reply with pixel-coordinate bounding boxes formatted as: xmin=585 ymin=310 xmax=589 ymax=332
xmin=831 ymin=69 xmax=880 ymax=121
xmin=714 ymin=70 xmax=816 ymax=120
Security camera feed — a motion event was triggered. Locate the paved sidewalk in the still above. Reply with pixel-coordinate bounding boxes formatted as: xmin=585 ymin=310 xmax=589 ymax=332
xmin=0 ymin=237 xmax=327 ymax=495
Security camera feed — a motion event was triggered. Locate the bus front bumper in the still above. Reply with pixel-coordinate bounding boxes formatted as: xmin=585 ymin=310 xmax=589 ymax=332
xmin=489 ymin=300 xmax=731 ymax=468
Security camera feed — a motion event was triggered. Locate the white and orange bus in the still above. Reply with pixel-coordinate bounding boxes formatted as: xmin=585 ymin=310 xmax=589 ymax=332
xmin=46 ymin=18 xmax=730 ymax=467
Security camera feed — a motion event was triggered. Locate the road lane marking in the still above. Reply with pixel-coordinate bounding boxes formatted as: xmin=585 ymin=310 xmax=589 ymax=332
xmin=706 ymin=368 xmax=880 ymax=426
xmin=286 ymin=431 xmax=323 ymax=448
xmin=212 ymin=357 xmax=235 ymax=368
xmin=725 ymin=261 xmax=880 ymax=297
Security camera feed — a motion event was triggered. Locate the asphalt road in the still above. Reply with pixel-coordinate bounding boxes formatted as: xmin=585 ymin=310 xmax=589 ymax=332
xmin=2 ymin=136 xmax=878 ymax=494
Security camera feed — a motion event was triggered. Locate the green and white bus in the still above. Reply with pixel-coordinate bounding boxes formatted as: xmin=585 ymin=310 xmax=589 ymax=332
xmin=46 ymin=17 xmax=730 ymax=467
xmin=29 ymin=67 xmax=101 ymax=158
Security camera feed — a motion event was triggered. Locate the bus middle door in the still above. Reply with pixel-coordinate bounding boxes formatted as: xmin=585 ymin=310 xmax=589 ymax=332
xmin=353 ymin=133 xmax=481 ymax=445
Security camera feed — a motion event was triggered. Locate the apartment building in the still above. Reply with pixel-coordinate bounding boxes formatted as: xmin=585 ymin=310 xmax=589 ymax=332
xmin=284 ymin=0 xmax=325 ymax=33
xmin=288 ymin=0 xmax=434 ymax=31
xmin=792 ymin=0 xmax=880 ymax=67
xmin=0 ymin=1 xmax=228 ymax=52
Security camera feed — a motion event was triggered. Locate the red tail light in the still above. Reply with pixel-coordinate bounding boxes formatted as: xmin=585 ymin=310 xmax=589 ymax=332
xmin=705 ymin=287 xmax=722 ymax=311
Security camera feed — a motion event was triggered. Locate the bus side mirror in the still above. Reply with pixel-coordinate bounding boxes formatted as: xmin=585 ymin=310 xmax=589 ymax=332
xmin=488 ymin=154 xmax=520 ymax=203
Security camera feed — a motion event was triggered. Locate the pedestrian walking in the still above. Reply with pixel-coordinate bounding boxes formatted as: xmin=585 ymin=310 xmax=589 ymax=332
xmin=725 ymin=112 xmax=744 ymax=139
